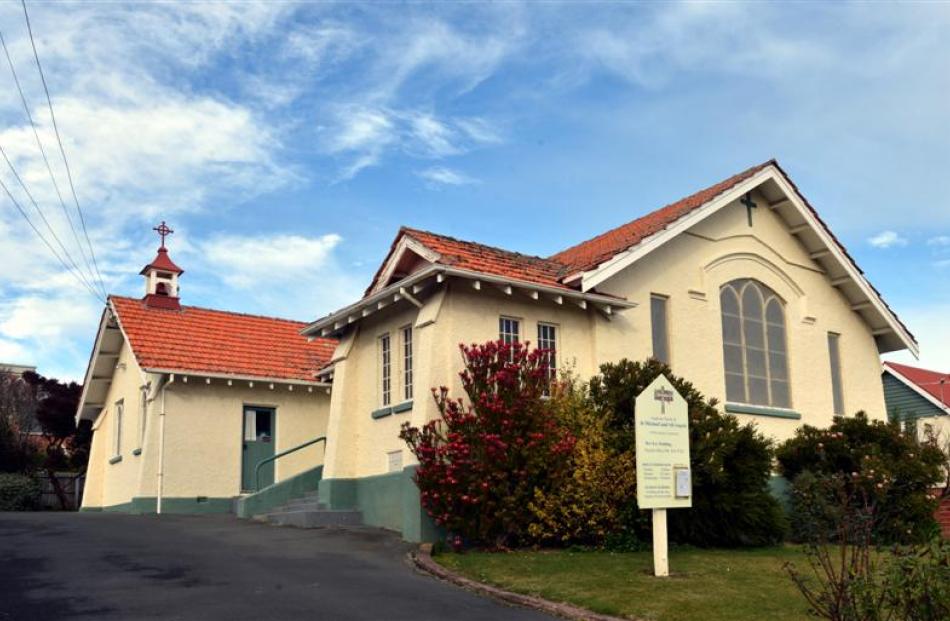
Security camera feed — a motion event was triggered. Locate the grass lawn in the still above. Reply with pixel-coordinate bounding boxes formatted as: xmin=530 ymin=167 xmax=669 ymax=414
xmin=435 ymin=546 xmax=813 ymax=621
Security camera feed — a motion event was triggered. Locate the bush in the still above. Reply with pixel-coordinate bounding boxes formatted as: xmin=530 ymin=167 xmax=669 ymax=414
xmin=532 ymin=359 xmax=786 ymax=548
xmin=0 ymin=473 xmax=41 ymax=511
xmin=528 ymin=376 xmax=640 ymax=548
xmin=776 ymin=413 xmax=944 ymax=543
xmin=400 ymin=340 xmax=575 ymax=548
xmin=884 ymin=538 xmax=950 ymax=621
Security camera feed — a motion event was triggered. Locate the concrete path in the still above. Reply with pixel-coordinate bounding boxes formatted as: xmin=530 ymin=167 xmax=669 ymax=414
xmin=0 ymin=513 xmax=554 ymax=621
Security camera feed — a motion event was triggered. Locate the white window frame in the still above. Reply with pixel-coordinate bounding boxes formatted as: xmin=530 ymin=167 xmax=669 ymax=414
xmin=113 ymin=399 xmax=124 ymax=457
xmin=402 ymin=325 xmax=413 ymax=402
xmin=379 ymin=333 xmax=392 ymax=407
xmin=499 ymin=316 xmax=520 ymax=345
xmin=537 ymin=322 xmax=558 ymax=379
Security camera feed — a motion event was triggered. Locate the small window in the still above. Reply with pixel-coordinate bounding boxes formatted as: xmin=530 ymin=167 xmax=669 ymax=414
xmin=828 ymin=332 xmax=844 ymax=415
xmin=402 ymin=325 xmax=413 ymax=401
xmin=380 ymin=333 xmax=392 ymax=406
xmin=499 ymin=317 xmax=520 ymax=345
xmin=113 ymin=400 xmax=124 ymax=457
xmin=537 ymin=323 xmax=558 ymax=378
xmin=650 ymin=295 xmax=670 ymax=365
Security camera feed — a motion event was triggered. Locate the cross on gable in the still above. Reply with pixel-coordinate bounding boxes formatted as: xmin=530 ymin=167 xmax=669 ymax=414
xmin=153 ymin=221 xmax=174 ymax=248
xmin=741 ymin=192 xmax=757 ymax=227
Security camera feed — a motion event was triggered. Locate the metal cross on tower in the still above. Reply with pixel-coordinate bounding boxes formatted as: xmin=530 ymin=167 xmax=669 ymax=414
xmin=741 ymin=192 xmax=757 ymax=227
xmin=153 ymin=221 xmax=173 ymax=248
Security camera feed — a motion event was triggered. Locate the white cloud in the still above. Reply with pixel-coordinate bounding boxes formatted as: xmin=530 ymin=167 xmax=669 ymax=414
xmin=867 ymin=230 xmax=908 ymax=249
xmin=417 ymin=166 xmax=480 ymax=187
xmin=927 ymin=235 xmax=950 ymax=246
xmin=199 ymin=232 xmax=362 ymax=319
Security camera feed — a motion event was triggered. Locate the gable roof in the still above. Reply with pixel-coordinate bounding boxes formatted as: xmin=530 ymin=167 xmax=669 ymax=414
xmin=551 ymin=160 xmax=774 ymax=275
xmin=368 ymin=226 xmax=571 ymax=294
xmin=110 ymin=296 xmax=336 ymax=381
xmin=883 ymin=361 xmax=950 ymax=413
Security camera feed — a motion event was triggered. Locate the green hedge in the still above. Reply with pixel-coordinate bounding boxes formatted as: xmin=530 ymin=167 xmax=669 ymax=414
xmin=0 ymin=473 xmax=41 ymax=511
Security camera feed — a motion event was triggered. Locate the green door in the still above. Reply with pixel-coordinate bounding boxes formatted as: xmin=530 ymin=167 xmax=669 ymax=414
xmin=242 ymin=407 xmax=275 ymax=492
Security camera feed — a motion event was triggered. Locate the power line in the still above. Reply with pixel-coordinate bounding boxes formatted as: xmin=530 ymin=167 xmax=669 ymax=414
xmin=0 ymin=26 xmax=106 ymax=299
xmin=0 ymin=176 xmax=105 ymax=302
xmin=0 ymin=142 xmax=102 ymax=297
xmin=21 ymin=0 xmax=108 ymax=298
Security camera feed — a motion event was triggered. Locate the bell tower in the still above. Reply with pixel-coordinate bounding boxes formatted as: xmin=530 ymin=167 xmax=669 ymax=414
xmin=141 ymin=221 xmax=183 ymax=310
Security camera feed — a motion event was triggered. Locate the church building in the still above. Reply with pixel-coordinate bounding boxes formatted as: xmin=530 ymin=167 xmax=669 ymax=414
xmin=78 ymin=161 xmax=918 ymax=541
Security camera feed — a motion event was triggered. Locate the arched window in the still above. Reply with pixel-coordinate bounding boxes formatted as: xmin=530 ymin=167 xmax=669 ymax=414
xmin=720 ymin=279 xmax=790 ymax=408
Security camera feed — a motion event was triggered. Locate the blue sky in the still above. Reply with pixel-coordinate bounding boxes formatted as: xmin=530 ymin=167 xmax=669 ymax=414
xmin=0 ymin=2 xmax=948 ymax=380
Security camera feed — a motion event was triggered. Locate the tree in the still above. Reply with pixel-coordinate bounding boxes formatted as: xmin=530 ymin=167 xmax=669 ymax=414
xmin=0 ymin=372 xmax=38 ymax=473
xmin=21 ymin=372 xmax=85 ymax=509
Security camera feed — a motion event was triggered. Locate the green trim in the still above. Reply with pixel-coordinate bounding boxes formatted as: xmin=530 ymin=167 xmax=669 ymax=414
xmin=87 ymin=496 xmax=233 ymax=514
xmin=108 ymin=455 xmax=122 ymax=465
xmin=725 ymin=402 xmax=802 ymax=420
xmin=132 ymin=448 xmax=142 ymax=456
xmin=318 ymin=466 xmax=441 ymax=543
xmin=236 ymin=465 xmax=324 ymax=519
xmin=79 ymin=507 xmax=103 ymax=512
xmin=392 ymin=400 xmax=413 ymax=414
xmin=371 ymin=406 xmax=393 ymax=419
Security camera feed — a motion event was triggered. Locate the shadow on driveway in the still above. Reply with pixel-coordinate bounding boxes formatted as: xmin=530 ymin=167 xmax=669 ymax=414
xmin=0 ymin=513 xmax=554 ymax=621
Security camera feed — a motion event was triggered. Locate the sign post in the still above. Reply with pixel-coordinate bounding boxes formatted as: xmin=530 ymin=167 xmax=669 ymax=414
xmin=635 ymin=375 xmax=691 ymax=577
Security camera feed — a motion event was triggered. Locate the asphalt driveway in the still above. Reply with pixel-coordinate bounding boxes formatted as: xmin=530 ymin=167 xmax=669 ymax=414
xmin=0 ymin=513 xmax=554 ymax=621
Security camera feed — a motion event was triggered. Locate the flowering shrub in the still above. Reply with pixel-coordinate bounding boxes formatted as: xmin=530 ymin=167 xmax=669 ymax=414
xmin=400 ymin=340 xmax=575 ymax=548
xmin=776 ymin=413 xmax=944 ymax=543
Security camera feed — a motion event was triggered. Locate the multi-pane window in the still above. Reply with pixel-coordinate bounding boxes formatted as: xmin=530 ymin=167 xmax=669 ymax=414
xmin=402 ymin=325 xmax=413 ymax=401
xmin=650 ymin=295 xmax=670 ymax=365
xmin=720 ymin=279 xmax=791 ymax=408
xmin=499 ymin=317 xmax=520 ymax=345
xmin=828 ymin=332 xmax=844 ymax=415
xmin=113 ymin=400 xmax=124 ymax=456
xmin=380 ymin=333 xmax=391 ymax=406
xmin=537 ymin=323 xmax=558 ymax=379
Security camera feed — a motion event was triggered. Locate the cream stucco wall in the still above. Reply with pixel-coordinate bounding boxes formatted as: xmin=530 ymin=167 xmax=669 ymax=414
xmin=82 ymin=334 xmax=331 ymax=509
xmin=80 ymin=339 xmax=152 ymax=509
xmin=324 ymin=191 xmax=894 ymax=482
xmin=592 ymin=190 xmax=887 ymax=439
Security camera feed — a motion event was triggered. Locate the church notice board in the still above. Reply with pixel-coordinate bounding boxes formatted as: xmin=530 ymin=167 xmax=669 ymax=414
xmin=635 ymin=375 xmax=692 ymax=509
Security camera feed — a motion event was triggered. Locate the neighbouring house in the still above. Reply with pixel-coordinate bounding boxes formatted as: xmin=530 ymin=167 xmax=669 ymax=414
xmin=78 ymin=160 xmax=919 ymax=541
xmin=77 ymin=232 xmax=337 ymax=513
xmin=882 ymin=361 xmax=950 ymax=439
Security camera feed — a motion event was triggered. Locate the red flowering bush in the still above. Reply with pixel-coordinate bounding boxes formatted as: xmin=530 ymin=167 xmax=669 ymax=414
xmin=399 ymin=340 xmax=575 ymax=548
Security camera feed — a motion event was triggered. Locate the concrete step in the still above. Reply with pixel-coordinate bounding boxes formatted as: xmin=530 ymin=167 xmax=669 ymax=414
xmin=280 ymin=498 xmax=328 ymax=511
xmin=265 ymin=509 xmax=363 ymax=528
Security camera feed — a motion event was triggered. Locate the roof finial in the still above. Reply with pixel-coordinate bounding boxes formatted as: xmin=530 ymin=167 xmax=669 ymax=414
xmin=153 ymin=221 xmax=174 ymax=249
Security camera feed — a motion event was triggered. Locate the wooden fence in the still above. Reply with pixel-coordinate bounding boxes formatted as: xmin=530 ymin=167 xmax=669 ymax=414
xmin=37 ymin=472 xmax=85 ymax=510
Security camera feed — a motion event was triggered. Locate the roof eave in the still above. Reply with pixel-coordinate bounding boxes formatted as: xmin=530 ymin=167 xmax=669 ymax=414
xmin=143 ymin=368 xmax=331 ymax=389
xmin=575 ymin=165 xmax=918 ymax=357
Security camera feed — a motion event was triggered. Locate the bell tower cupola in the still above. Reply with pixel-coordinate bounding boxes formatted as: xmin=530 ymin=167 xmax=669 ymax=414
xmin=141 ymin=221 xmax=183 ymax=310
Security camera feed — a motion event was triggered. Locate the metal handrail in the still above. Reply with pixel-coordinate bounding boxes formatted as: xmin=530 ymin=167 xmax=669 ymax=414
xmin=254 ymin=436 xmax=326 ymax=492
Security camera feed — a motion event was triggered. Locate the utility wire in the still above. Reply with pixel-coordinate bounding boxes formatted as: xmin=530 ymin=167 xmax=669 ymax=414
xmin=0 ymin=176 xmax=105 ymax=302
xmin=0 ymin=26 xmax=106 ymax=299
xmin=0 ymin=142 xmax=101 ymax=297
xmin=21 ymin=0 xmax=108 ymax=298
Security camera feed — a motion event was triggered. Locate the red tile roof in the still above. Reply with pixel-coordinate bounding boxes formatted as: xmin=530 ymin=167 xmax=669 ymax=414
xmin=550 ymin=160 xmax=775 ymax=274
xmin=884 ymin=361 xmax=950 ymax=409
xmin=139 ymin=247 xmax=183 ymax=275
xmin=368 ymin=226 xmax=571 ymax=294
xmin=110 ymin=296 xmax=336 ymax=382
